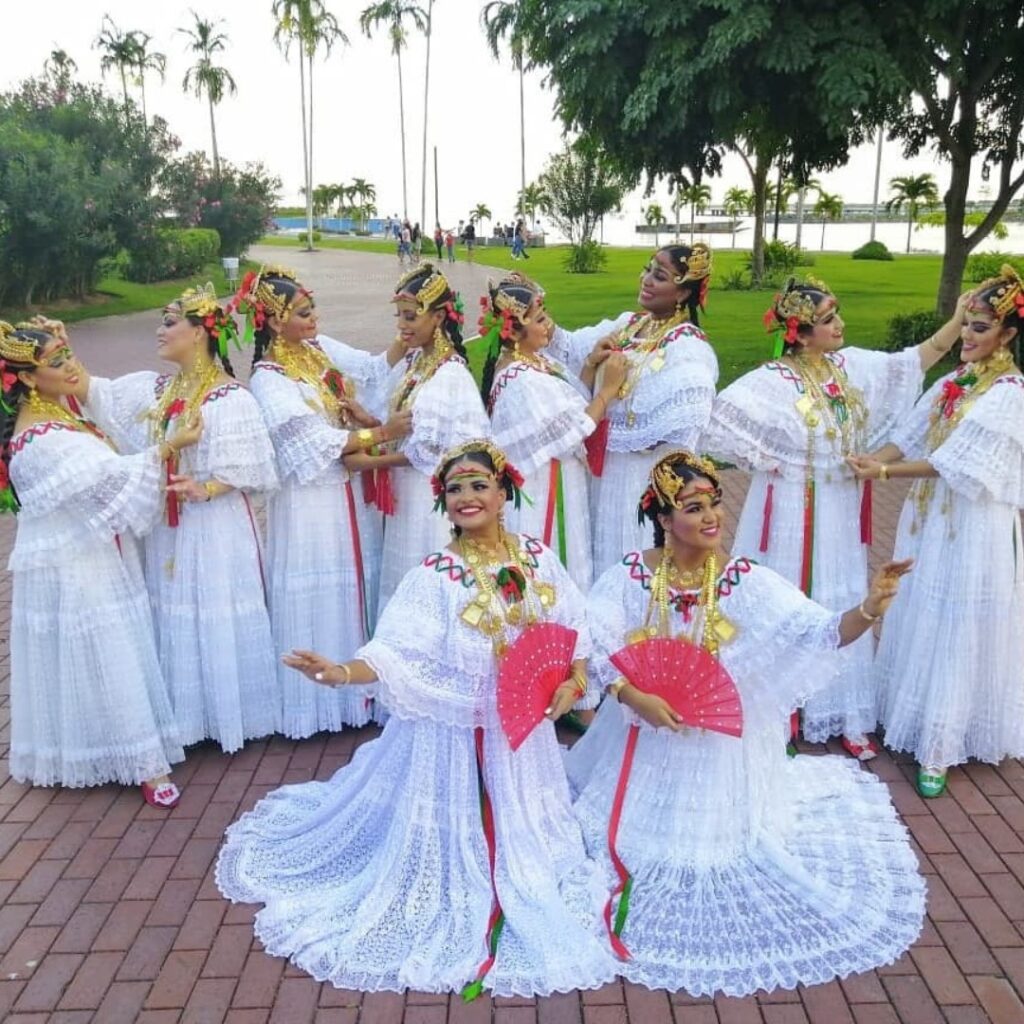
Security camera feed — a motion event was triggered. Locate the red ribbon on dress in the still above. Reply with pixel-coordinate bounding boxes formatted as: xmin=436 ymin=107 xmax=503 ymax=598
xmin=374 ymin=468 xmax=396 ymax=516
xmin=344 ymin=479 xmax=371 ymax=642
xmin=800 ymin=478 xmax=815 ymax=596
xmin=940 ymin=379 xmax=965 ymax=419
xmin=360 ymin=470 xmax=376 ymax=506
xmin=461 ymin=727 xmax=505 ymax=1002
xmin=860 ymin=479 xmax=873 ymax=546
xmin=759 ymin=480 xmax=774 ymax=553
xmin=165 ymin=454 xmax=180 ymax=528
xmin=584 ymin=418 xmax=610 ymax=477
xmin=603 ymin=722 xmax=640 ymax=960
xmin=543 ymin=459 xmax=560 ymax=548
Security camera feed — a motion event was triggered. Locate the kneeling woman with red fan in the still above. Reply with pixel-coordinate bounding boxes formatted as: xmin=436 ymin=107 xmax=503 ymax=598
xmin=567 ymin=450 xmax=925 ymax=997
xmin=216 ymin=439 xmax=617 ymax=999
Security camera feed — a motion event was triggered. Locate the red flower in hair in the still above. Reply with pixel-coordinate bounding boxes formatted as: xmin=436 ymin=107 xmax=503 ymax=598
xmin=479 ymin=296 xmax=489 ymax=310
xmin=762 ymin=304 xmax=778 ymax=331
xmin=1014 ymin=292 xmax=1024 ymax=314
xmin=238 ymin=270 xmax=257 ymax=296
xmin=504 ymin=462 xmax=525 ymax=490
xmin=0 ymin=360 xmax=17 ymax=393
xmin=430 ymin=475 xmax=444 ymax=499
xmin=783 ymin=316 xmax=800 ymax=344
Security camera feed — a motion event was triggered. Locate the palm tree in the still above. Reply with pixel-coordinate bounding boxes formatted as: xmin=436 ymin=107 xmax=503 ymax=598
xmin=813 ymin=191 xmax=844 ymax=250
xmin=350 ymin=178 xmax=377 ymax=229
xmin=470 ymin=203 xmax=492 ymax=232
xmin=180 ymin=12 xmax=237 ymax=180
xmin=481 ymin=2 xmax=528 ymax=224
xmin=94 ymin=15 xmax=139 ymax=117
xmin=131 ymin=32 xmax=166 ymax=125
xmin=417 ymin=0 xmax=435 ymax=247
xmin=886 ymin=173 xmax=940 ymax=254
xmin=644 ymin=203 xmax=665 ymax=248
xmin=273 ymin=0 xmax=348 ymax=252
xmin=360 ymin=1 xmax=427 ymax=223
xmin=677 ymin=183 xmax=712 ymax=244
xmin=44 ymin=49 xmax=77 ymax=99
xmin=792 ymin=177 xmax=820 ymax=250
xmin=771 ymin=173 xmax=798 ymax=240
xmin=517 ymin=182 xmax=546 ymax=224
xmin=722 ymin=186 xmax=754 ymax=248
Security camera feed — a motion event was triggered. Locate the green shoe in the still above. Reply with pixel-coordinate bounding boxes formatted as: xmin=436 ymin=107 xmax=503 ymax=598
xmin=917 ymin=766 xmax=948 ymax=798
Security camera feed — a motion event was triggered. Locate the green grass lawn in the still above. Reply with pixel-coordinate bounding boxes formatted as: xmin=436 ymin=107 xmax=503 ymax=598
xmin=0 ymin=260 xmax=257 ymax=325
xmin=258 ymin=233 xmax=957 ymax=386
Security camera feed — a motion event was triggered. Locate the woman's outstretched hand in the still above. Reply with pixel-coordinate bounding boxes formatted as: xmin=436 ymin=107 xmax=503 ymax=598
xmin=282 ymin=649 xmax=349 ymax=686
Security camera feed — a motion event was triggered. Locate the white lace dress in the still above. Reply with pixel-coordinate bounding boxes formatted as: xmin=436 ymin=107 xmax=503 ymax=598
xmin=87 ymin=372 xmax=281 ymax=753
xmin=250 ymin=342 xmax=388 ymax=736
xmin=875 ymin=369 xmax=1024 ymax=768
xmin=488 ymin=356 xmax=596 ymax=591
xmin=703 ymin=347 xmax=922 ymax=741
xmin=550 ymin=315 xmax=718 ymax=572
xmin=7 ymin=423 xmax=184 ymax=786
xmin=376 ymin=356 xmax=490 ymax=607
xmin=566 ymin=555 xmax=925 ymax=997
xmin=216 ymin=537 xmax=618 ymax=996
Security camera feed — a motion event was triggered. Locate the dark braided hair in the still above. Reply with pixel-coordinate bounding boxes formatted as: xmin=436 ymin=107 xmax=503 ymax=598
xmin=657 ymin=245 xmax=707 ymax=327
xmin=393 ymin=264 xmax=467 ymax=359
xmin=479 ymin=278 xmax=540 ymax=404
xmin=0 ymin=324 xmax=57 ymax=513
xmin=637 ymin=455 xmax=721 ymax=548
xmin=250 ymin=271 xmax=306 ymax=370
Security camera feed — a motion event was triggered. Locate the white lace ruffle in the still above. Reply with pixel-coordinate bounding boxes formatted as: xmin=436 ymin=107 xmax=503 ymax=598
xmin=401 ymin=360 xmax=490 ymax=476
xmin=549 ymin=312 xmax=633 ymax=376
xmin=928 ymin=378 xmax=1024 ymax=506
xmin=8 ymin=431 xmax=164 ymax=570
xmin=251 ymin=366 xmax=349 ymax=485
xmin=489 ymin=364 xmax=595 ymax=477
xmin=194 ymin=385 xmax=279 ymax=492
xmin=362 ymin=541 xmax=591 ymax=729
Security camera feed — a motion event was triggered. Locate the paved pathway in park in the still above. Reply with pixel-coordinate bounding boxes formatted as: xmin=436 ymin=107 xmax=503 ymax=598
xmin=0 ymin=248 xmax=1023 ymax=1023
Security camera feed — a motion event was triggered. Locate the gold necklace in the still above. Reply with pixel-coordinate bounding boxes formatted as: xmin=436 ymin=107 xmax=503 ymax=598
xmin=271 ymin=339 xmax=350 ymax=424
xmin=615 ymin=310 xmax=689 ymax=427
xmin=392 ymin=333 xmax=456 ymax=415
xmin=25 ymin=391 xmax=116 ymax=449
xmin=149 ymin=361 xmax=220 ymax=441
xmin=458 ymin=530 xmax=556 ymax=657
xmin=787 ymin=353 xmax=867 ymax=456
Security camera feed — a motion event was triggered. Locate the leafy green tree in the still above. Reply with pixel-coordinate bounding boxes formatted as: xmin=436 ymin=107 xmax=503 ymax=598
xmin=94 ymin=15 xmax=140 ymax=117
xmin=514 ymin=0 xmax=908 ymax=284
xmin=360 ymin=1 xmax=427 ymax=221
xmin=644 ymin=202 xmax=665 ymax=247
xmin=882 ymin=0 xmax=1024 ymax=311
xmin=470 ymin=203 xmax=492 ymax=230
xmin=723 ymin=186 xmax=754 ymax=248
xmin=812 ymin=190 xmax=844 ymax=250
xmin=537 ymin=137 xmax=633 ymax=270
xmin=180 ymin=11 xmax=237 ymax=180
xmin=886 ymin=173 xmax=939 ymax=253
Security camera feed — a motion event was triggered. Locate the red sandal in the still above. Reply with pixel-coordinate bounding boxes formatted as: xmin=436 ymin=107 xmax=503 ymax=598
xmin=141 ymin=780 xmax=181 ymax=808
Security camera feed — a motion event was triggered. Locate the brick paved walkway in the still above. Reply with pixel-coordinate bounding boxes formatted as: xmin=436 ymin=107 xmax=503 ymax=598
xmin=1 ymin=249 xmax=1022 ymax=1023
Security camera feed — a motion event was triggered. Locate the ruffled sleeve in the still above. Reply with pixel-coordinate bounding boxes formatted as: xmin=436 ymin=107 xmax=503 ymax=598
xmin=250 ymin=364 xmax=349 ymax=485
xmin=489 ymin=365 xmax=596 ymax=476
xmin=402 ymin=360 xmax=490 ymax=475
xmin=549 ymin=311 xmax=633 ymax=376
xmin=8 ymin=428 xmax=164 ymax=567
xmin=84 ymin=371 xmax=161 ymax=453
xmin=928 ymin=377 xmax=1024 ymax=506
xmin=841 ymin=346 xmax=924 ymax=448
xmin=719 ymin=564 xmax=845 ymax=717
xmin=703 ymin=366 xmax=809 ymax=477
xmin=586 ymin=561 xmax=640 ymax=692
xmin=892 ymin=374 xmax=947 ymax=461
xmin=199 ymin=384 xmax=279 ymax=492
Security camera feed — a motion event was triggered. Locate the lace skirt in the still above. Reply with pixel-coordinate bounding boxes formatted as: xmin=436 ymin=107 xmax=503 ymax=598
xmin=217 ymin=712 xmax=617 ymax=996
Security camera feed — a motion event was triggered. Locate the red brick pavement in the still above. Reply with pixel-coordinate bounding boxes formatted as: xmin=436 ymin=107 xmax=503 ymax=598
xmin=1 ymin=250 xmax=1023 ymax=1022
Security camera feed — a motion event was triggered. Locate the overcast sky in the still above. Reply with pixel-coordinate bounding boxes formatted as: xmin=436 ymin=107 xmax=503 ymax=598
xmin=5 ymin=0 xmax=991 ymax=232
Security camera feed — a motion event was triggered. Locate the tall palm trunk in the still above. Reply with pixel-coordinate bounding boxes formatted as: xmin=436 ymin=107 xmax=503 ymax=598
xmin=518 ymin=60 xmax=526 ymax=210
xmin=140 ymin=78 xmax=148 ymax=125
xmin=870 ymin=126 xmax=884 ymax=242
xmin=795 ymin=188 xmax=806 ymax=248
xmin=689 ymin=202 xmax=695 ymax=244
xmin=419 ymin=0 xmax=434 ymax=247
xmin=906 ymin=208 xmax=913 ymax=253
xmin=119 ymin=66 xmax=130 ymax=119
xmin=208 ymin=95 xmax=221 ymax=179
xmin=397 ymin=46 xmax=409 ymax=221
xmin=298 ymin=54 xmax=313 ymax=252
xmin=307 ymin=53 xmax=316 ymax=247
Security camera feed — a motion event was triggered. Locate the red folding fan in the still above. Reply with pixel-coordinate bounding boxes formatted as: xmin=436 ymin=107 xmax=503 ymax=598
xmin=498 ymin=622 xmax=578 ymax=751
xmin=609 ymin=636 xmax=743 ymax=737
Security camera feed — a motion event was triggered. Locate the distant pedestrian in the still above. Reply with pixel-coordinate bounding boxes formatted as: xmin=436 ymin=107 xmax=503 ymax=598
xmin=445 ymin=230 xmax=455 ymax=263
xmin=463 ymin=220 xmax=476 ymax=262
xmin=434 ymin=225 xmax=444 ymax=260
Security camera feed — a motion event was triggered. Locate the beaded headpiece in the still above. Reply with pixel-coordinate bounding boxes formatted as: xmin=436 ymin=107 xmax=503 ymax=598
xmin=169 ymin=282 xmax=242 ymax=360
xmin=762 ymin=276 xmax=834 ymax=357
xmin=0 ymin=321 xmax=41 ymax=366
xmin=230 ymin=265 xmax=310 ymax=343
xmin=637 ymin=449 xmax=720 ymax=523
xmin=666 ymin=242 xmax=713 ymax=310
xmin=393 ymin=264 xmax=465 ymax=326
xmin=430 ymin=438 xmax=526 ymax=511
xmin=975 ymin=264 xmax=1024 ymax=322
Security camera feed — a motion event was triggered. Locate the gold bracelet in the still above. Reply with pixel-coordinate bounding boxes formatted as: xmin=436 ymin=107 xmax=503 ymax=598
xmin=928 ymin=333 xmax=947 ymax=352
xmin=858 ymin=601 xmax=881 ymax=623
xmin=357 ymin=428 xmax=375 ymax=450
xmin=333 ymin=663 xmax=353 ymax=688
xmin=608 ymin=678 xmax=627 ymax=701
xmin=570 ymin=670 xmax=588 ymax=698
xmin=878 ymin=463 xmax=889 ymax=481
xmin=203 ymin=481 xmax=217 ymax=502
